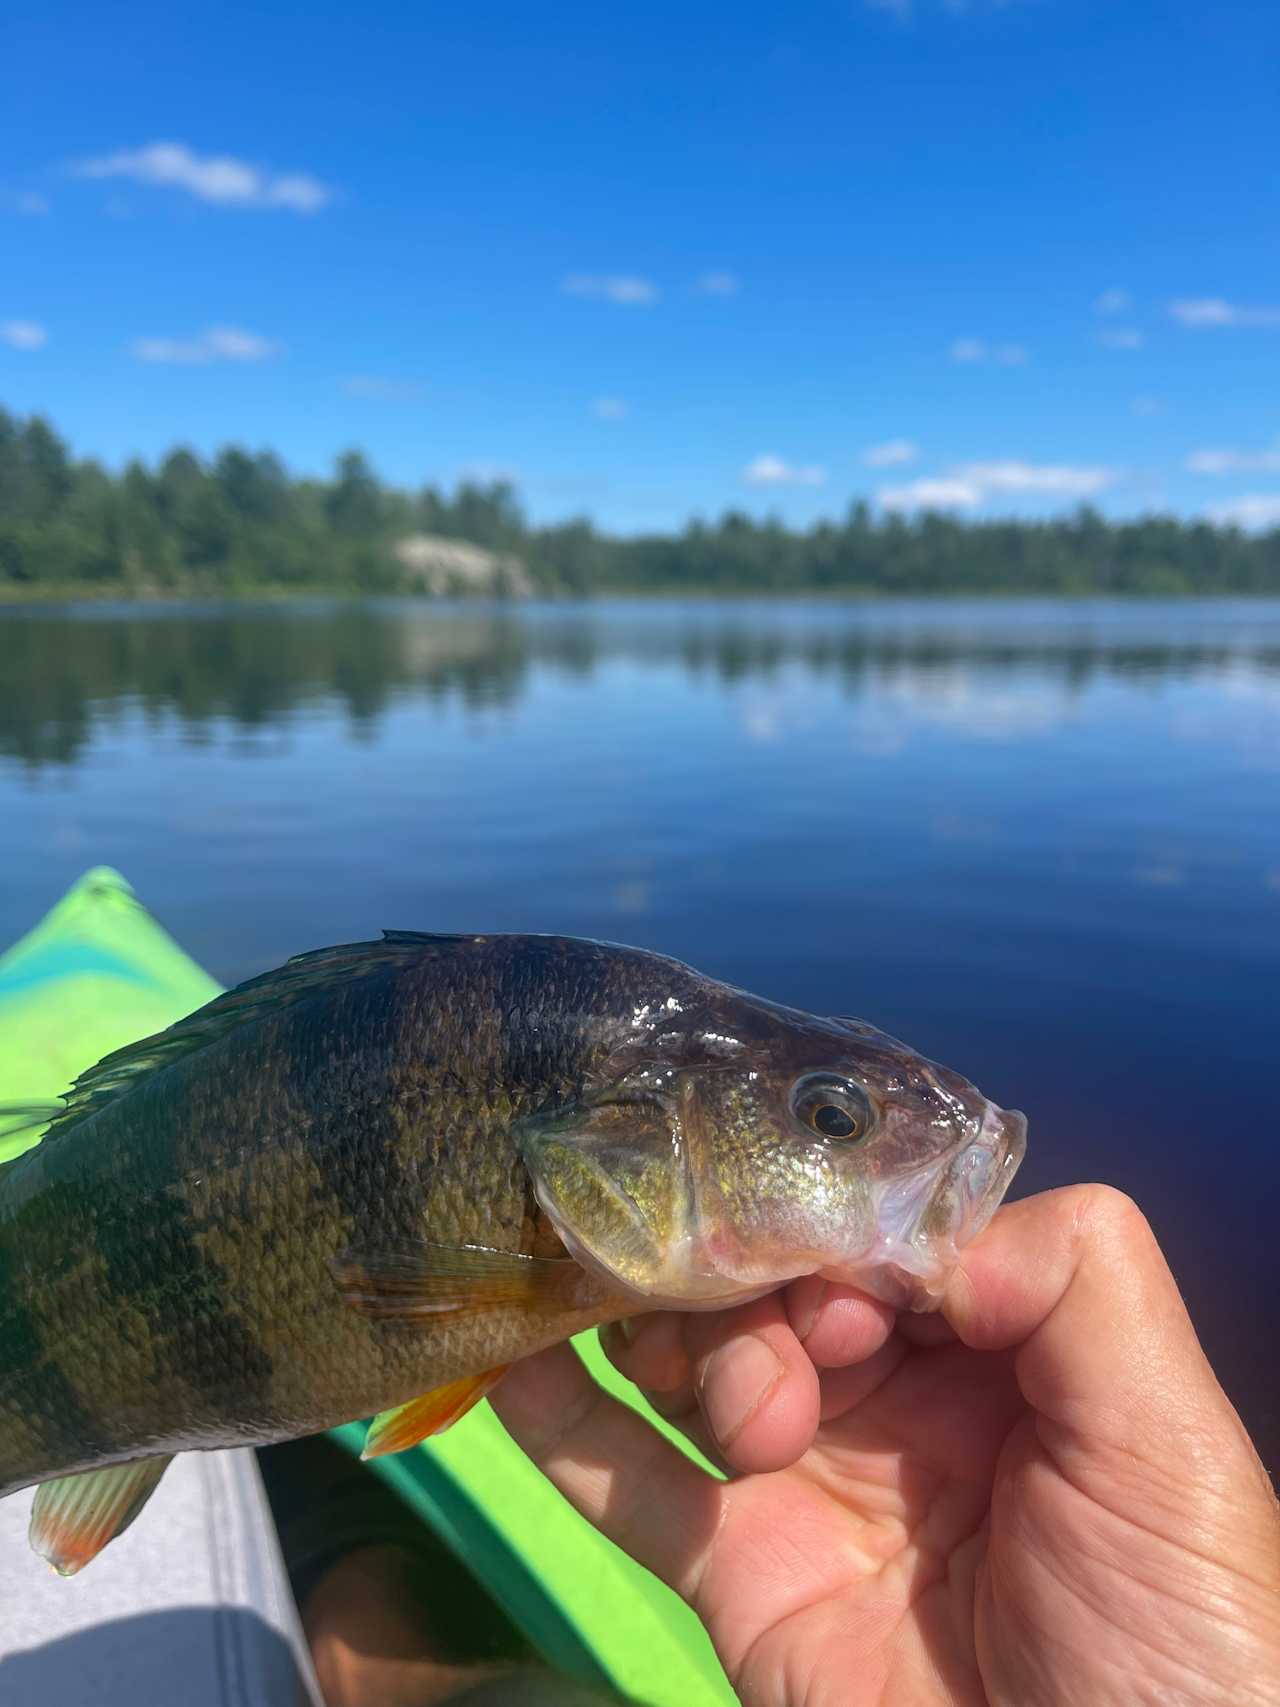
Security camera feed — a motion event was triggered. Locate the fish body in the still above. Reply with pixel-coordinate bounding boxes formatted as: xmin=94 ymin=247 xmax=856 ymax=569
xmin=0 ymin=931 xmax=1026 ymax=1567
xmin=0 ymin=933 xmax=634 ymax=1497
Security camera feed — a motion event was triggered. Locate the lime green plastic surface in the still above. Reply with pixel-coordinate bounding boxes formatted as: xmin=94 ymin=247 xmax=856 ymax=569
xmin=0 ymin=868 xmax=736 ymax=1707
xmin=0 ymin=867 xmax=222 ymax=1162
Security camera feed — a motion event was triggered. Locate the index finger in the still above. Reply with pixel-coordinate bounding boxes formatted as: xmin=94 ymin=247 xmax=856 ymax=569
xmin=601 ymin=1281 xmax=897 ymax=1472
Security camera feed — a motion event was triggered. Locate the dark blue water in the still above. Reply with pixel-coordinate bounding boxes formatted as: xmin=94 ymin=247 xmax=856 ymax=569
xmin=2 ymin=597 xmax=1278 ymax=1461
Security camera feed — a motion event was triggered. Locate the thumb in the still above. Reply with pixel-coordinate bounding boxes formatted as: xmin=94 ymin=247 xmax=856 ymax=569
xmin=945 ymin=1185 xmax=1277 ymax=1537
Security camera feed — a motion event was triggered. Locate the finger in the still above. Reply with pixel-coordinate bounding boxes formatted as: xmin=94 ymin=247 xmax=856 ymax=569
xmin=599 ymin=1312 xmax=691 ymax=1397
xmin=604 ymin=1283 xmax=898 ymax=1467
xmin=598 ymin=1316 xmax=721 ymax=1462
xmin=684 ymin=1292 xmax=820 ymax=1473
xmin=490 ymin=1342 xmax=725 ymax=1602
xmin=601 ymin=1297 xmax=823 ymax=1470
xmin=895 ymin=1310 xmax=959 ymax=1348
xmin=783 ymin=1277 xmax=897 ymax=1368
xmin=816 ymin=1332 xmax=911 ymax=1422
xmin=945 ymin=1185 xmax=1276 ymax=1513
xmin=947 ymin=1186 xmax=1210 ymax=1401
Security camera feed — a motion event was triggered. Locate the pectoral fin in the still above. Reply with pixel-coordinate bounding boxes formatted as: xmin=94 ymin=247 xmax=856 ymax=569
xmin=30 ymin=1454 xmax=173 ymax=1576
xmin=332 ymin=1242 xmax=609 ymax=1326
xmin=361 ymin=1366 xmax=510 ymax=1458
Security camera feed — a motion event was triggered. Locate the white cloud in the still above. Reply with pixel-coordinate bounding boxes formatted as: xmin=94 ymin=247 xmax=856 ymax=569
xmin=880 ymin=477 xmax=981 ymax=510
xmin=1205 ymin=495 xmax=1280 ymax=531
xmin=131 ymin=325 xmax=280 ymax=364
xmin=342 ymin=376 xmax=424 ymax=402
xmin=72 ymin=142 xmax=332 ymax=212
xmin=950 ymin=338 xmax=1027 ymax=365
xmin=1186 ymin=446 xmax=1280 ymax=475
xmin=744 ymin=454 xmax=827 ymax=487
xmin=1170 ymin=298 xmax=1280 ymax=329
xmin=1095 ymin=288 xmax=1132 ymax=316
xmin=880 ymin=460 xmax=1117 ymax=512
xmin=561 ymin=274 xmax=658 ymax=306
xmin=695 ymin=271 xmax=741 ymax=296
xmin=958 ymin=460 xmax=1115 ymax=497
xmin=1 ymin=319 xmax=48 ymax=351
xmin=591 ymin=396 xmax=629 ymax=421
xmin=862 ymin=438 xmax=919 ymax=468
xmin=1098 ymin=328 xmax=1144 ymax=349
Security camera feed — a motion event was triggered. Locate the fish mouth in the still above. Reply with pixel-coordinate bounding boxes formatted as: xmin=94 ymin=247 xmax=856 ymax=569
xmin=940 ymin=1101 xmax=1027 ymax=1249
xmin=824 ymin=1101 xmax=1028 ymax=1312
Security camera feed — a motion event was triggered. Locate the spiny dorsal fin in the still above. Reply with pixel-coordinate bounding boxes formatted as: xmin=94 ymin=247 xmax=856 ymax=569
xmin=32 ymin=931 xmax=475 ymax=1149
xmin=0 ymin=1105 xmax=63 ymax=1146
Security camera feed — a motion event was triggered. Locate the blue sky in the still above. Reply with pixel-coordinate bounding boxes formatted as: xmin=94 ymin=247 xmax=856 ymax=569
xmin=3 ymin=0 xmax=1279 ymax=533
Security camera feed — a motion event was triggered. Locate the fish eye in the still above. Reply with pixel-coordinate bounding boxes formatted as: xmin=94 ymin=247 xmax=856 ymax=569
xmin=789 ymin=1075 xmax=873 ymax=1143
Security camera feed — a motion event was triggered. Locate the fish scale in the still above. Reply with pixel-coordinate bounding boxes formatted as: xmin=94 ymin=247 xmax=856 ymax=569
xmin=0 ymin=928 xmax=1025 ymax=1574
xmin=0 ymin=935 xmax=635 ymax=1495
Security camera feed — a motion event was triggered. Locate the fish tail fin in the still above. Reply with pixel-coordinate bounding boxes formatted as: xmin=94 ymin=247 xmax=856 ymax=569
xmin=30 ymin=1454 xmax=173 ymax=1576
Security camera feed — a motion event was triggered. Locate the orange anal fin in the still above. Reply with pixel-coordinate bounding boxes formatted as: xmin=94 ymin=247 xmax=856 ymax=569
xmin=361 ymin=1366 xmax=510 ymax=1459
xmin=30 ymin=1454 xmax=173 ymax=1577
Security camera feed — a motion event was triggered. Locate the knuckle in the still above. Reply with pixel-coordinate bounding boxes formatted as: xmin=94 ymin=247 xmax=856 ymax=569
xmin=1065 ymin=1181 xmax=1153 ymax=1255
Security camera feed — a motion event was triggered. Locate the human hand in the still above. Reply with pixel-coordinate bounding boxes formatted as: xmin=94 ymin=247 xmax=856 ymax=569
xmin=492 ymin=1187 xmax=1280 ymax=1707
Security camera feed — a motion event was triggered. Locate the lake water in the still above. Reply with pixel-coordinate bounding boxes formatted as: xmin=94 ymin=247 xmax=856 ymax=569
xmin=2 ymin=597 xmax=1278 ymax=1465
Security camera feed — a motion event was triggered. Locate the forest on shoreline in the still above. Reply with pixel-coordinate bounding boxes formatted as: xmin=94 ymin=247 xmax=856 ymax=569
xmin=4 ymin=405 xmax=1280 ymax=598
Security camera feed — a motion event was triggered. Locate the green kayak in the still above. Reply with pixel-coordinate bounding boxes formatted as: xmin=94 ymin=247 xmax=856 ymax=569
xmin=0 ymin=867 xmax=735 ymax=1707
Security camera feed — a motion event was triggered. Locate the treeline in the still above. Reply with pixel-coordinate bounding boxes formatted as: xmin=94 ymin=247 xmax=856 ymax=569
xmin=3 ymin=405 xmax=1279 ymax=597
xmin=0 ymin=409 xmax=525 ymax=594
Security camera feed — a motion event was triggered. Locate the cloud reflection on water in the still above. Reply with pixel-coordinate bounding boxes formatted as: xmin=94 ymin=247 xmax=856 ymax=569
xmin=2 ymin=598 xmax=1279 ymax=771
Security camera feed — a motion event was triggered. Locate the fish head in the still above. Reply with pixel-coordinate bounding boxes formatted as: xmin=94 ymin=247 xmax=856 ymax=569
xmin=518 ymin=997 xmax=1026 ymax=1312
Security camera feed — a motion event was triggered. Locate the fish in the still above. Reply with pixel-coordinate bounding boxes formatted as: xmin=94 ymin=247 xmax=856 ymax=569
xmin=0 ymin=931 xmax=1026 ymax=1574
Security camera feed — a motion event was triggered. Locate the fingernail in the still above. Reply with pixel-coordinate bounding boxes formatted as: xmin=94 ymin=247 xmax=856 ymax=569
xmin=791 ymin=1280 xmax=827 ymax=1345
xmin=698 ymin=1334 xmax=784 ymax=1449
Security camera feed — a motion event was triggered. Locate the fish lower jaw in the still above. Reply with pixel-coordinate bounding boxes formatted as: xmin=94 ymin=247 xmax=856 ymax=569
xmin=583 ymin=1236 xmax=825 ymax=1313
xmin=611 ymin=1240 xmax=811 ymax=1310
xmin=818 ymin=1239 xmax=956 ymax=1312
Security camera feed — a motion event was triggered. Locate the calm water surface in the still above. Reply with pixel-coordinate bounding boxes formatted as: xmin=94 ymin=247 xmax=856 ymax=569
xmin=2 ymin=597 xmax=1278 ymax=1461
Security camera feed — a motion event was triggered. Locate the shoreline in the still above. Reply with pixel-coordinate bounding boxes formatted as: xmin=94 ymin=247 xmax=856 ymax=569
xmin=5 ymin=583 xmax=1280 ymax=609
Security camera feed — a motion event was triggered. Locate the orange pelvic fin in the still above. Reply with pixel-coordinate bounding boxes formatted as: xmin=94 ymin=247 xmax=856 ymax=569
xmin=30 ymin=1454 xmax=173 ymax=1576
xmin=361 ymin=1366 xmax=510 ymax=1458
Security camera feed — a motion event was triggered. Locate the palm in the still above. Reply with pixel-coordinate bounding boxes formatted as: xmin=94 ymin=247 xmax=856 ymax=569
xmin=685 ymin=1332 xmax=1274 ymax=1707
xmin=495 ymin=1191 xmax=1280 ymax=1707
xmin=689 ymin=1339 xmax=1019 ymax=1707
